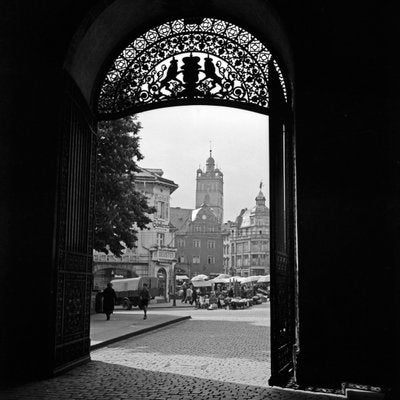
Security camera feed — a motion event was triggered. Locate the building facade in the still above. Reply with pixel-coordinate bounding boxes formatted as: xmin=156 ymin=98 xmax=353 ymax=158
xmin=222 ymin=221 xmax=235 ymax=275
xmin=195 ymin=150 xmax=224 ymax=223
xmin=170 ymin=151 xmax=225 ymax=278
xmin=172 ymin=204 xmax=224 ymax=278
xmin=228 ymin=189 xmax=270 ymax=277
xmin=93 ymin=168 xmax=178 ymax=299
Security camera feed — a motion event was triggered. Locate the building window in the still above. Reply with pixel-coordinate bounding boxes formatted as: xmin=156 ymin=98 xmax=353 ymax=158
xmin=157 ymin=201 xmax=168 ymax=220
xmin=177 ymin=239 xmax=185 ymax=247
xmin=193 ymin=256 xmax=200 ymax=264
xmin=252 ymin=254 xmax=260 ymax=266
xmin=195 ymin=225 xmax=202 ymax=232
xmin=157 ymin=233 xmax=165 ymax=246
xmin=193 ymin=239 xmax=201 ymax=248
xmin=207 ymin=240 xmax=216 ymax=248
xmin=178 ymin=256 xmax=185 ymax=263
xmin=208 ymin=256 xmax=216 ymax=264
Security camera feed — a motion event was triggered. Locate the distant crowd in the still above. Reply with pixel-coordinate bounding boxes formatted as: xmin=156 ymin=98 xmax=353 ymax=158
xmin=177 ymin=281 xmax=268 ymax=310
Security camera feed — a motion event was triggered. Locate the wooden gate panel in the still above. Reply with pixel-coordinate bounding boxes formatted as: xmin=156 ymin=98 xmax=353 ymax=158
xmin=269 ymin=62 xmax=297 ymax=386
xmin=53 ymin=77 xmax=96 ymax=373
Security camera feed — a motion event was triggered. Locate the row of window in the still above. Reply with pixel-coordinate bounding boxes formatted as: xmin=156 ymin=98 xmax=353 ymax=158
xmin=230 ymin=228 xmax=268 ymax=237
xmin=191 ymin=225 xmax=218 ymax=233
xmin=231 ymin=254 xmax=267 ymax=267
xmin=230 ymin=241 xmax=269 ymax=253
xmin=177 ymin=239 xmax=216 ymax=248
xmin=197 ymin=182 xmax=221 ymax=191
xmin=178 ymin=255 xmax=216 ymax=264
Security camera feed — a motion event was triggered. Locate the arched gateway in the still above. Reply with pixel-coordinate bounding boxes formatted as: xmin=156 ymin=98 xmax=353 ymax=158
xmin=56 ymin=3 xmax=297 ymax=388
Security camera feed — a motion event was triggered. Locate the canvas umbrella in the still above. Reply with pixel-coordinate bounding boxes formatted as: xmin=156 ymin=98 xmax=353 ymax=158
xmin=241 ymin=275 xmax=262 ymax=284
xmin=191 ymin=274 xmax=208 ymax=281
xmin=228 ymin=276 xmax=246 ymax=283
xmin=175 ymin=275 xmax=189 ymax=280
xmin=257 ymin=275 xmax=270 ymax=283
xmin=211 ymin=274 xmax=231 ymax=283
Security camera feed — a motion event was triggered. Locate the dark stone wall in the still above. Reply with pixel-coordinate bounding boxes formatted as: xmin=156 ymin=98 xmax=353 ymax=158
xmin=271 ymin=1 xmax=399 ymax=389
xmin=0 ymin=0 xmax=398 ymax=393
xmin=0 ymin=0 xmax=98 ymax=384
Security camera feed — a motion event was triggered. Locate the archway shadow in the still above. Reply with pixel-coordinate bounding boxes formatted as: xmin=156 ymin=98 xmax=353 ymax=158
xmin=0 ymin=360 xmax=339 ymax=400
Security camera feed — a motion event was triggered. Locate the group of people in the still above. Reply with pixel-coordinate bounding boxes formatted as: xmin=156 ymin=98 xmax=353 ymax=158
xmin=179 ymin=281 xmax=266 ymax=310
xmin=101 ymin=282 xmax=150 ymax=321
xmin=180 ymin=282 xmax=198 ymax=305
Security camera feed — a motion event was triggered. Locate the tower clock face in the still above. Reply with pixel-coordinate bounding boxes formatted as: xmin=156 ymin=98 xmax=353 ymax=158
xmin=202 ymin=215 xmax=207 ymax=220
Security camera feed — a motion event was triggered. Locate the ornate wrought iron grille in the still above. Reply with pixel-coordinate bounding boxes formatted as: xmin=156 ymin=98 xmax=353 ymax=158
xmin=97 ymin=18 xmax=287 ymax=118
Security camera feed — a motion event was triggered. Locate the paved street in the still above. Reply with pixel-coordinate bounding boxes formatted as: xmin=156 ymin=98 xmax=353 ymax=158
xmin=93 ymin=304 xmax=272 ymax=388
xmin=0 ymin=304 xmax=343 ymax=399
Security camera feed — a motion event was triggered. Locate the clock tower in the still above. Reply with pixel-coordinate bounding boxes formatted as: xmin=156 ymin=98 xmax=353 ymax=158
xmin=195 ymin=150 xmax=224 ymax=223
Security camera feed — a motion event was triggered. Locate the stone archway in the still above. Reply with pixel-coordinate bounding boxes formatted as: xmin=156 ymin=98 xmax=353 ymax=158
xmin=157 ymin=268 xmax=167 ymax=299
xmin=57 ymin=0 xmax=297 ymax=387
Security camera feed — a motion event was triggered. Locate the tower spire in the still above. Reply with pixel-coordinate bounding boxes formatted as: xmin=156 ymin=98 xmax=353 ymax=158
xmin=209 ymin=140 xmax=212 ymax=158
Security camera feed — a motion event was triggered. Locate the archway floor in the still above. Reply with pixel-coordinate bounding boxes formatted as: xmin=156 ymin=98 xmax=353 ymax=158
xmin=2 ymin=304 xmax=341 ymax=399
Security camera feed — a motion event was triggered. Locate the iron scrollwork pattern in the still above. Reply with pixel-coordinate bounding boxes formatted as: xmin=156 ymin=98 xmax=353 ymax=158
xmin=97 ymin=18 xmax=287 ymax=118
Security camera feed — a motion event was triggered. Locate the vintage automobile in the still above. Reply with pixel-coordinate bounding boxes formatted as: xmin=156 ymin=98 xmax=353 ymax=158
xmin=111 ymin=277 xmax=159 ymax=309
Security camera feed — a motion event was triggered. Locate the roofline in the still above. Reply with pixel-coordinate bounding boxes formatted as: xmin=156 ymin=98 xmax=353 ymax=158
xmin=135 ymin=167 xmax=179 ymax=193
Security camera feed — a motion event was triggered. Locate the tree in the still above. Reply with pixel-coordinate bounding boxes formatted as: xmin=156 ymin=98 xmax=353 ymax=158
xmin=94 ymin=116 xmax=155 ymax=257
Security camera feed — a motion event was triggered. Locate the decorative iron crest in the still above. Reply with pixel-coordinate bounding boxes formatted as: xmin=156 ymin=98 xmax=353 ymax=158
xmin=97 ymin=18 xmax=287 ymax=118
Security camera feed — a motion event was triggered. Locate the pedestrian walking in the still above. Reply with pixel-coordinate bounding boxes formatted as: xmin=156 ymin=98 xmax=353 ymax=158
xmin=192 ymin=287 xmax=198 ymax=307
xmin=186 ymin=286 xmax=193 ymax=304
xmin=102 ymin=282 xmax=117 ymax=321
xmin=181 ymin=282 xmax=187 ymax=303
xmin=139 ymin=283 xmax=150 ymax=319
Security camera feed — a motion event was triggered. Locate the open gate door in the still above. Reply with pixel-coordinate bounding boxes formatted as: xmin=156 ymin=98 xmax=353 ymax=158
xmin=52 ymin=75 xmax=96 ymax=375
xmin=268 ymin=62 xmax=297 ymax=386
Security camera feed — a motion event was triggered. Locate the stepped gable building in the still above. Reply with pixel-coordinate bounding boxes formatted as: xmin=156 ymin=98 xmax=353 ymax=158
xmin=172 ymin=203 xmax=223 ymax=278
xmin=93 ymin=167 xmax=178 ymax=300
xmin=195 ymin=150 xmax=224 ymax=223
xmin=170 ymin=150 xmax=224 ymax=278
xmin=229 ymin=187 xmax=270 ymax=277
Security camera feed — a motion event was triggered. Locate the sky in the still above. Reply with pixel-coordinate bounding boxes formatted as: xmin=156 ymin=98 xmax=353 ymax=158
xmin=137 ymin=106 xmax=269 ymax=222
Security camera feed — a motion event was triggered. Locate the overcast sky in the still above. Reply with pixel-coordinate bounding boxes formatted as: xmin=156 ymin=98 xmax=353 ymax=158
xmin=137 ymin=106 xmax=269 ymax=222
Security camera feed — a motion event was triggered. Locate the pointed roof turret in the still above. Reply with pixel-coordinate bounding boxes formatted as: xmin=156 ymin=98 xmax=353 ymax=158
xmin=206 ymin=149 xmax=215 ymax=172
xmin=256 ymin=190 xmax=266 ymax=206
xmin=256 ymin=181 xmax=266 ymax=206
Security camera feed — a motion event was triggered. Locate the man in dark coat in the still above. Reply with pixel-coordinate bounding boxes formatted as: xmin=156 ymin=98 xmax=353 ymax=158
xmin=102 ymin=282 xmax=117 ymax=321
xmin=139 ymin=283 xmax=150 ymax=320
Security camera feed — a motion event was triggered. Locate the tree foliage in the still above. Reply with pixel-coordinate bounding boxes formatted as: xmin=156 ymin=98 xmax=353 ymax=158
xmin=94 ymin=116 xmax=155 ymax=257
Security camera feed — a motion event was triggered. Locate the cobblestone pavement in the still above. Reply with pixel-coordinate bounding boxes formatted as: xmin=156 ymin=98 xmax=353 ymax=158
xmin=0 ymin=304 xmax=343 ymax=399
xmin=94 ymin=305 xmax=272 ymax=388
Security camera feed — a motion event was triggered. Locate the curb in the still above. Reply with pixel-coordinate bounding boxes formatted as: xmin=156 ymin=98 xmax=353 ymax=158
xmin=90 ymin=316 xmax=191 ymax=351
xmin=148 ymin=306 xmax=194 ymax=310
